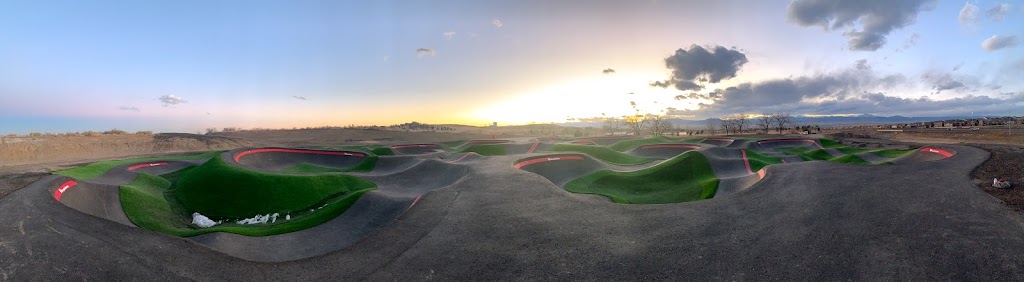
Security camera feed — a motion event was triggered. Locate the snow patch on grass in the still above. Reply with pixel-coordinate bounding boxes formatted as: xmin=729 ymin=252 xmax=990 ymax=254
xmin=191 ymin=212 xmax=221 ymax=228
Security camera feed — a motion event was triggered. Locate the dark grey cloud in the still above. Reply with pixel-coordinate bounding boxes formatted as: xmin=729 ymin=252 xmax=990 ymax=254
xmin=602 ymin=68 xmax=616 ymax=74
xmin=158 ymin=95 xmax=187 ymax=107
xmin=982 ymin=35 xmax=1020 ymax=52
xmin=959 ymin=2 xmax=980 ymax=26
xmin=679 ymin=65 xmax=1022 ymax=118
xmin=649 ymin=45 xmax=747 ymax=91
xmin=118 ymin=106 xmax=140 ymax=112
xmin=416 ymin=48 xmax=435 ymax=58
xmin=987 ymin=3 xmax=1011 ymax=21
xmin=787 ymin=0 xmax=936 ymax=51
xmin=855 ymin=59 xmax=870 ymax=70
xmin=922 ymin=72 xmax=967 ymax=94
xmin=292 ymin=96 xmax=307 ymax=100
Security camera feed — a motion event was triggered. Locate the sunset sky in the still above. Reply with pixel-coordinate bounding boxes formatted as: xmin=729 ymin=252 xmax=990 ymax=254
xmin=1 ymin=0 xmax=1022 ymax=133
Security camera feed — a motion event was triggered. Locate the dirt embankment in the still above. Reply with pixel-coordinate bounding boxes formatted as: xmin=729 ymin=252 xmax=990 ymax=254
xmin=971 ymin=144 xmax=1024 ymax=212
xmin=893 ymin=132 xmax=1024 ymax=145
xmin=0 ymin=133 xmax=253 ymax=172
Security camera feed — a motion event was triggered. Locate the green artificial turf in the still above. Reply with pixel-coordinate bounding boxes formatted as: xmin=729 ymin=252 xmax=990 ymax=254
xmin=828 ymin=154 xmax=871 ymax=165
xmin=564 ymin=151 xmax=719 ymax=204
xmin=174 ymin=155 xmax=377 ymax=219
xmin=120 ymin=165 xmax=373 ymax=237
xmin=819 ymin=138 xmax=844 ymax=148
xmin=459 ymin=144 xmax=506 ymax=156
xmin=776 ymin=147 xmax=833 ymax=161
xmin=776 ymin=146 xmax=888 ymax=165
xmin=547 ymin=144 xmax=657 ymax=165
xmin=743 ymin=149 xmax=783 ymax=172
xmin=607 ymin=136 xmax=678 ymax=151
xmin=836 ymin=146 xmax=870 ymax=155
xmin=53 ymin=151 xmax=222 ymax=180
xmin=871 ymin=149 xmax=915 ymax=158
xmin=281 ymin=156 xmax=379 ymax=173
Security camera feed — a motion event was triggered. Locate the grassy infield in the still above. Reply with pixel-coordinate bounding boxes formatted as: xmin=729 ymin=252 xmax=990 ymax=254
xmin=55 ymin=137 xmax=917 ymax=237
xmin=55 ymin=150 xmax=379 ymax=237
xmin=560 ymin=137 xmax=914 ymax=205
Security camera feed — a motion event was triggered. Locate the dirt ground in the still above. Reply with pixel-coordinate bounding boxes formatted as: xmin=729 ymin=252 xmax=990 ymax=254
xmin=831 ymin=130 xmax=1024 ymax=214
xmin=970 ymin=144 xmax=1024 ymax=212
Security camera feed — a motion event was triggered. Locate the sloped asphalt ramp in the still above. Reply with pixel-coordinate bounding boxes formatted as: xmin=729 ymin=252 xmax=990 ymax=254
xmin=9 ymin=144 xmax=1024 ymax=279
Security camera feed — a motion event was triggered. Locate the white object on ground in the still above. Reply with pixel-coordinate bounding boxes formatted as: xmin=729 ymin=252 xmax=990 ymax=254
xmin=270 ymin=213 xmax=279 ymax=223
xmin=237 ymin=214 xmax=272 ymax=225
xmin=994 ymin=178 xmax=1012 ymax=189
xmin=286 ymin=214 xmax=291 ymax=221
xmin=191 ymin=212 xmax=218 ymax=228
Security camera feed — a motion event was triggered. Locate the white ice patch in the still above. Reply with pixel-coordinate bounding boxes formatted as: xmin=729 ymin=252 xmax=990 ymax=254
xmin=191 ymin=212 xmax=218 ymax=228
xmin=236 ymin=213 xmax=283 ymax=225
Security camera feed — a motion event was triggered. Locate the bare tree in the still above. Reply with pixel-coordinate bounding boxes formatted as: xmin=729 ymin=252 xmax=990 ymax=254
xmin=602 ymin=117 xmax=622 ymax=135
xmin=720 ymin=118 xmax=733 ymax=134
xmin=648 ymin=114 xmax=673 ymax=136
xmin=771 ymin=113 xmax=792 ymax=134
xmin=624 ymin=115 xmax=648 ymax=136
xmin=732 ymin=114 xmax=749 ymax=134
xmin=757 ymin=114 xmax=773 ymax=134
xmin=705 ymin=119 xmax=718 ymax=136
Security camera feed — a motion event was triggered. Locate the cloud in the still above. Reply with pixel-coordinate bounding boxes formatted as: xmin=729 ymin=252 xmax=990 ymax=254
xmin=416 ymin=48 xmax=435 ymax=58
xmin=649 ymin=45 xmax=748 ymax=91
xmin=602 ymin=68 xmax=616 ymax=74
xmin=443 ymin=31 xmax=456 ymax=40
xmin=292 ymin=96 xmax=307 ymax=100
xmin=383 ymin=55 xmax=390 ymax=62
xmin=855 ymin=59 xmax=870 ymax=70
xmin=786 ymin=0 xmax=936 ymax=51
xmin=923 ymin=71 xmax=967 ymax=94
xmin=679 ymin=64 xmax=1024 ymax=118
xmin=158 ymin=95 xmax=187 ymax=107
xmin=982 ymin=35 xmax=1020 ymax=52
xmin=118 ymin=106 xmax=140 ymax=112
xmin=987 ymin=3 xmax=1011 ymax=21
xmin=492 ymin=18 xmax=503 ymax=28
xmin=959 ymin=2 xmax=980 ymax=26
xmin=900 ymin=33 xmax=920 ymax=50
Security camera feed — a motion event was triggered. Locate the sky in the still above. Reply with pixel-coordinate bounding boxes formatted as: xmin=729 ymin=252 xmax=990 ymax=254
xmin=1 ymin=0 xmax=1022 ymax=134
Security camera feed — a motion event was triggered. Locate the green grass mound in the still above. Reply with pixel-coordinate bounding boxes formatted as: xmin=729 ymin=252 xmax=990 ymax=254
xmin=743 ymin=149 xmax=783 ymax=172
xmin=548 ymin=144 xmax=656 ymax=165
xmin=871 ymin=149 xmax=915 ymax=158
xmin=777 ymin=147 xmax=833 ymax=161
xmin=829 ymin=145 xmax=915 ymax=159
xmin=459 ymin=144 xmax=506 ymax=156
xmin=54 ymin=151 xmax=222 ymax=180
xmin=607 ymin=136 xmax=678 ymax=151
xmin=281 ymin=156 xmax=379 ymax=173
xmin=776 ymin=147 xmax=882 ymax=165
xmin=819 ymin=138 xmax=843 ymax=148
xmin=829 ymin=154 xmax=871 ymax=165
xmin=175 ymin=156 xmax=376 ymax=219
xmin=564 ymin=151 xmax=719 ymax=204
xmin=121 ymin=166 xmax=372 ymax=237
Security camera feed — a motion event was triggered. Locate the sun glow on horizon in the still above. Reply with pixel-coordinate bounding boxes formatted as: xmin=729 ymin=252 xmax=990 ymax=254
xmin=470 ymin=74 xmax=705 ymax=125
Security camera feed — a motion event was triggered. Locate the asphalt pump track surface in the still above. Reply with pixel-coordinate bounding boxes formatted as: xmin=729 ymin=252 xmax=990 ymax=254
xmin=6 ymin=138 xmax=1024 ymax=280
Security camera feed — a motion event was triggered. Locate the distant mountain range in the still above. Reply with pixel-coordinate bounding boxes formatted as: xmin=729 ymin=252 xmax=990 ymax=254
xmin=560 ymin=114 xmax=980 ymax=129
